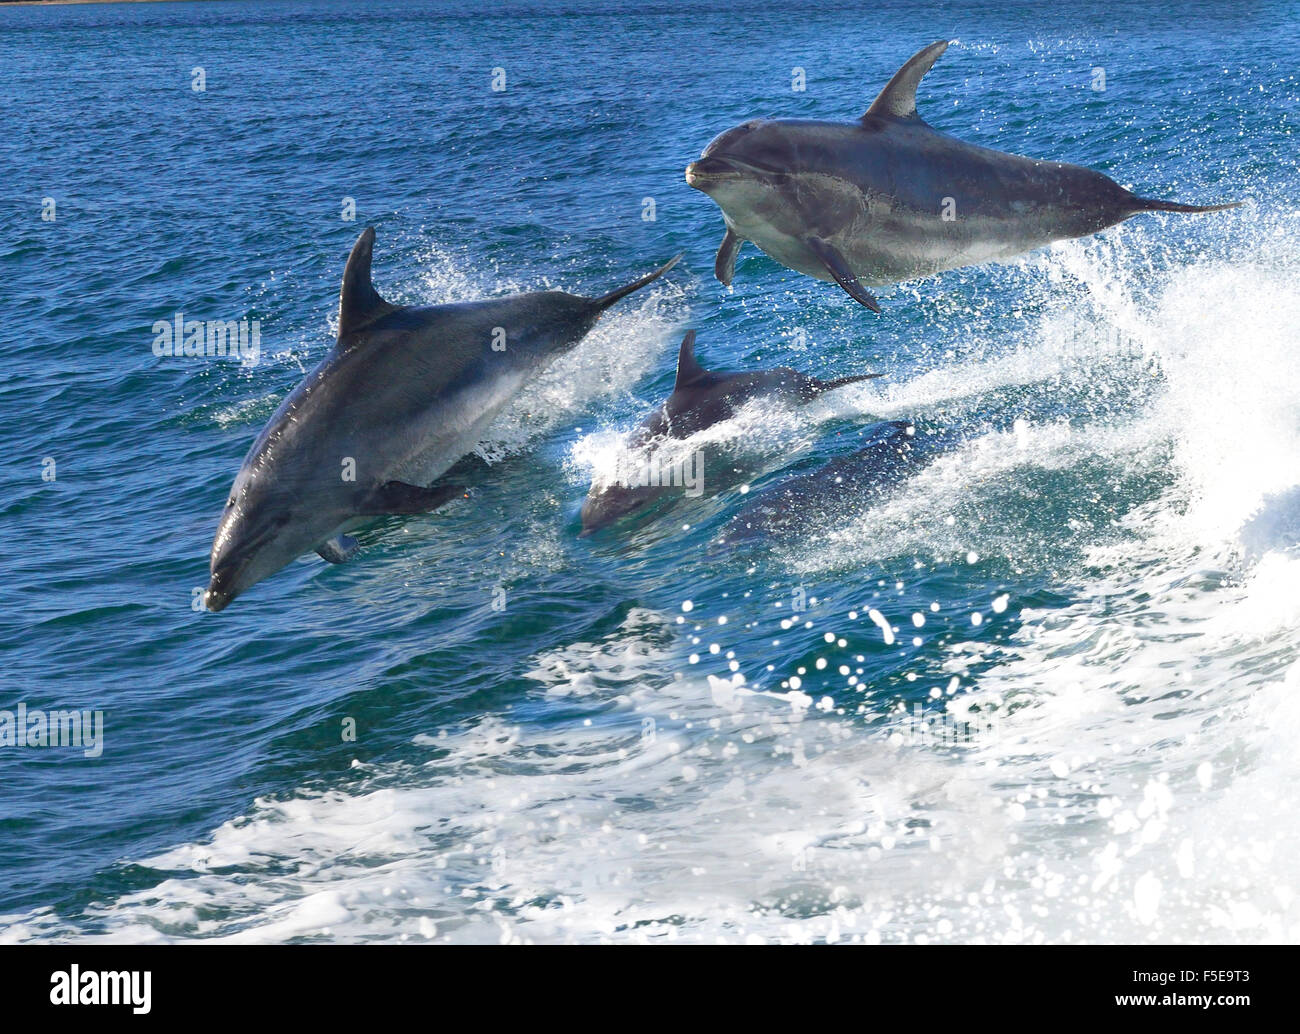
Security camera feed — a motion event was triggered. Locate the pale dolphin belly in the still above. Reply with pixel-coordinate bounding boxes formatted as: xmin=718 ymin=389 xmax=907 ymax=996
xmin=380 ymin=368 xmax=529 ymax=487
xmin=728 ymin=162 xmax=1069 ymax=287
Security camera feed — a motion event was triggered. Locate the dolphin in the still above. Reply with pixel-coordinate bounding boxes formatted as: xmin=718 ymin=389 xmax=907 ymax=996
xmin=685 ymin=40 xmax=1242 ymax=312
xmin=579 ymin=329 xmax=880 ymax=533
xmin=205 ymin=227 xmax=681 ymax=611
xmin=721 ymin=420 xmax=925 ymax=543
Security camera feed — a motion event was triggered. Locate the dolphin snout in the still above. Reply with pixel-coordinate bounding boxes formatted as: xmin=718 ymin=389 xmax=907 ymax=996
xmin=204 ymin=569 xmax=238 ymax=613
xmin=204 ymin=581 xmax=232 ymax=613
xmin=685 ymin=156 xmax=738 ymax=189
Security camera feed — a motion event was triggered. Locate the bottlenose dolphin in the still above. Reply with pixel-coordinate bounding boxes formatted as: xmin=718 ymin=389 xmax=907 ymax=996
xmin=721 ymin=420 xmax=924 ymax=542
xmin=206 ymin=227 xmax=681 ymax=611
xmin=686 ymin=40 xmax=1241 ymax=311
xmin=580 ymin=330 xmax=879 ymax=533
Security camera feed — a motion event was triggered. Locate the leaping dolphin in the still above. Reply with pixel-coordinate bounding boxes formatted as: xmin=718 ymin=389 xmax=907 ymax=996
xmin=685 ymin=40 xmax=1242 ymax=312
xmin=580 ymin=329 xmax=879 ymax=533
xmin=205 ymin=227 xmax=681 ymax=611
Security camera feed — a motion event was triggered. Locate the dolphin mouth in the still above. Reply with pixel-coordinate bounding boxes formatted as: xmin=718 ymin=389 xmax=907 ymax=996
xmin=204 ymin=563 xmax=245 ymax=613
xmin=686 ymin=153 xmax=786 ymax=189
xmin=685 ymin=155 xmax=747 ymax=188
xmin=205 ymin=516 xmax=285 ymax=613
xmin=203 ymin=578 xmax=234 ymax=613
xmin=204 ymin=591 xmax=231 ymax=612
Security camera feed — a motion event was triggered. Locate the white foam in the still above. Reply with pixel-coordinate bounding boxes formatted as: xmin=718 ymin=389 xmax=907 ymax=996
xmin=570 ymin=394 xmax=827 ymax=499
xmin=10 ymin=214 xmax=1300 ymax=946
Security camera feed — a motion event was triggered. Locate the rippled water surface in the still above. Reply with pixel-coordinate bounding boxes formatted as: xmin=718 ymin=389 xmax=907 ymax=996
xmin=2 ymin=0 xmax=1298 ymax=943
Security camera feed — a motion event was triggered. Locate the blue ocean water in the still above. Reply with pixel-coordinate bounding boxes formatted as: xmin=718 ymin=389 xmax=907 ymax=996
xmin=2 ymin=0 xmax=1299 ymax=943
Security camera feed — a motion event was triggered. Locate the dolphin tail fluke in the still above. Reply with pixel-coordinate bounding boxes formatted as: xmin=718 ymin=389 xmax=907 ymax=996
xmin=814 ymin=372 xmax=885 ymax=394
xmin=1131 ymin=196 xmax=1244 ymax=215
xmin=596 ymin=253 xmax=683 ymax=310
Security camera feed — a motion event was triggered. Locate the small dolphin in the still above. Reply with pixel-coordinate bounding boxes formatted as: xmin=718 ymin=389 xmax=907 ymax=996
xmin=206 ymin=228 xmax=680 ymax=611
xmin=686 ymin=40 xmax=1241 ymax=311
xmin=722 ymin=420 xmax=924 ymax=542
xmin=580 ymin=329 xmax=879 ymax=533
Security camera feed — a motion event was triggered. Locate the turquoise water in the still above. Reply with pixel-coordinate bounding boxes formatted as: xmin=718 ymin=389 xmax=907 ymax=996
xmin=2 ymin=0 xmax=1299 ymax=943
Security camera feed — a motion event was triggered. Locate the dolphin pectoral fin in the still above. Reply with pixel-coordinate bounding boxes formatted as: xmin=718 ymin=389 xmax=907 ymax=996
xmin=863 ymin=40 xmax=950 ymax=122
xmin=806 ymin=238 xmax=882 ymax=313
xmin=316 ymin=534 xmax=359 ymax=564
xmin=714 ymin=229 xmax=741 ymax=286
xmin=362 ymin=481 xmax=468 ymax=516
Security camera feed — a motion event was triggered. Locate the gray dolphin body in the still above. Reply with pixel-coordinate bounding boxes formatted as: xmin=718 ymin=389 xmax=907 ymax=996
xmin=722 ymin=420 xmax=924 ymax=543
xmin=206 ymin=228 xmax=680 ymax=611
xmin=686 ymin=41 xmax=1241 ymax=312
xmin=579 ymin=329 xmax=879 ymax=533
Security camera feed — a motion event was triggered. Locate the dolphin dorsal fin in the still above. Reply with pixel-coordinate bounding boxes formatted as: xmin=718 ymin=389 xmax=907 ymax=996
xmin=338 ymin=226 xmax=394 ymax=339
xmin=674 ymin=330 xmax=706 ymax=389
xmin=863 ymin=40 xmax=950 ymax=122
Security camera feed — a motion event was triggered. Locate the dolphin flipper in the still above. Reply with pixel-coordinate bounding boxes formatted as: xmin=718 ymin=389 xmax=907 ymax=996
xmin=863 ymin=40 xmax=950 ymax=122
xmin=316 ymin=534 xmax=358 ymax=564
xmin=714 ymin=229 xmax=741 ymax=286
xmin=806 ymin=237 xmax=882 ymax=312
xmin=362 ymin=481 xmax=467 ymax=516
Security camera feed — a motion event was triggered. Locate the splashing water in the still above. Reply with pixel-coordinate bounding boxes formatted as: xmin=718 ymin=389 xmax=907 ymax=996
xmin=2 ymin=0 xmax=1297 ymax=945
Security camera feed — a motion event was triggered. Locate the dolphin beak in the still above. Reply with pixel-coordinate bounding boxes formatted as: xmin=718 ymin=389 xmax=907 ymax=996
xmin=686 ymin=156 xmax=730 ymax=189
xmin=204 ymin=585 xmax=231 ymax=612
xmin=204 ymin=573 xmax=235 ymax=613
xmin=685 ymin=155 xmax=749 ymax=190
